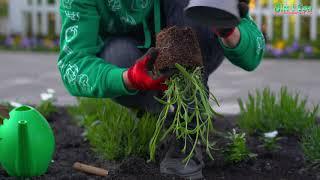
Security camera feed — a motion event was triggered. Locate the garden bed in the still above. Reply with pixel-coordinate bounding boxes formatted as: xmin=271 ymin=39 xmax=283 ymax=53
xmin=0 ymin=107 xmax=318 ymax=179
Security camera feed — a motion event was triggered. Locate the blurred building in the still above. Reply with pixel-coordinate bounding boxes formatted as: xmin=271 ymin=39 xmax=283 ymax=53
xmin=0 ymin=0 xmax=8 ymax=34
xmin=250 ymin=0 xmax=319 ymax=41
xmin=8 ymin=0 xmax=60 ymax=36
xmin=2 ymin=0 xmax=320 ymax=42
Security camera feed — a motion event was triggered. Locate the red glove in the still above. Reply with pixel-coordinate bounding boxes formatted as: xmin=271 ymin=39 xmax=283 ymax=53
xmin=127 ymin=48 xmax=168 ymax=91
xmin=212 ymin=27 xmax=236 ymax=38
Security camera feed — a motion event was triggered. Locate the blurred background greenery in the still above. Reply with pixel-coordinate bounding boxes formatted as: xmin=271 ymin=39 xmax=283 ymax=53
xmin=0 ymin=0 xmax=319 ymax=58
xmin=0 ymin=0 xmax=7 ymax=17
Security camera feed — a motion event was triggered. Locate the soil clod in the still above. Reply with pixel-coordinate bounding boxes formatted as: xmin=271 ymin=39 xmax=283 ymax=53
xmin=155 ymin=26 xmax=203 ymax=72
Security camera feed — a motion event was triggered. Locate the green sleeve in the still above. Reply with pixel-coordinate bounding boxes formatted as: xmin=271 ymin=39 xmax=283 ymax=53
xmin=58 ymin=0 xmax=137 ymax=98
xmin=219 ymin=15 xmax=266 ymax=71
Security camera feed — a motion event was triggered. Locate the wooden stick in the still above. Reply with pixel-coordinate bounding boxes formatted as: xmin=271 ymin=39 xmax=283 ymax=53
xmin=73 ymin=162 xmax=108 ymax=177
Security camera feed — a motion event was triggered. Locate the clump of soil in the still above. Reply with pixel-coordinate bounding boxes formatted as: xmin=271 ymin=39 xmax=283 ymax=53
xmin=0 ymin=105 xmax=9 ymax=124
xmin=155 ymin=26 xmax=203 ymax=72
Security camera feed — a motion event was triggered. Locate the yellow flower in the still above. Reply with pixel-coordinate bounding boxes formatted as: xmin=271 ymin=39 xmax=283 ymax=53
xmin=249 ymin=1 xmax=255 ymax=9
xmin=286 ymin=0 xmax=295 ymax=5
xmin=275 ymin=40 xmax=285 ymax=50
xmin=273 ymin=0 xmax=295 ymax=5
xmin=13 ymin=36 xmax=21 ymax=46
xmin=44 ymin=38 xmax=54 ymax=49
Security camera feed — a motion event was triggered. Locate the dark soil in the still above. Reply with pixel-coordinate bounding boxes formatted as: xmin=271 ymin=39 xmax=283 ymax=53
xmin=0 ymin=105 xmax=9 ymax=124
xmin=155 ymin=26 xmax=203 ymax=72
xmin=0 ymin=109 xmax=318 ymax=180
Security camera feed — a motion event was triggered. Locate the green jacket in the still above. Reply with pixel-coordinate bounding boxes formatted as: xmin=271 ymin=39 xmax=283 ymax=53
xmin=58 ymin=0 xmax=265 ymax=98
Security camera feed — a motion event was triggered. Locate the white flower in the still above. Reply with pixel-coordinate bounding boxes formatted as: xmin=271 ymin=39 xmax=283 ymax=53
xmin=232 ymin=128 xmax=237 ymax=134
xmin=9 ymin=101 xmax=22 ymax=108
xmin=264 ymin=131 xmax=278 ymax=138
xmin=47 ymin=88 xmax=56 ymax=94
xmin=41 ymin=93 xmax=53 ymax=101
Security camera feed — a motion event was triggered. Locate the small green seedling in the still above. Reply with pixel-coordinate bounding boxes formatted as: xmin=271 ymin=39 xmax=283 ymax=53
xmin=301 ymin=126 xmax=320 ymax=168
xmin=36 ymin=89 xmax=57 ymax=118
xmin=261 ymin=131 xmax=281 ymax=152
xmin=224 ymin=129 xmax=256 ymax=164
xmin=238 ymin=87 xmax=319 ymax=135
xmin=70 ymin=98 xmax=158 ymax=160
xmin=149 ymin=64 xmax=220 ymax=164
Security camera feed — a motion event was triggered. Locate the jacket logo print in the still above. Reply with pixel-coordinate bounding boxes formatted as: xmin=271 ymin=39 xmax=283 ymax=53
xmin=62 ymin=45 xmax=73 ymax=55
xmin=65 ymin=11 xmax=80 ymax=21
xmin=63 ymin=0 xmax=74 ymax=9
xmin=120 ymin=14 xmax=136 ymax=25
xmin=64 ymin=64 xmax=78 ymax=84
xmin=107 ymin=0 xmax=121 ymax=12
xmin=78 ymin=74 xmax=92 ymax=93
xmin=131 ymin=0 xmax=150 ymax=10
xmin=65 ymin=25 xmax=79 ymax=43
xmin=57 ymin=60 xmax=66 ymax=71
xmin=256 ymin=36 xmax=265 ymax=55
xmin=60 ymin=63 xmax=92 ymax=93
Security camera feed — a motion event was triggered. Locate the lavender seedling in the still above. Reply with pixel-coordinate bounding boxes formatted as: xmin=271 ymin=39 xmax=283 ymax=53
xmin=36 ymin=88 xmax=58 ymax=118
xmin=149 ymin=64 xmax=220 ymax=164
xmin=261 ymin=130 xmax=281 ymax=152
xmin=224 ymin=129 xmax=256 ymax=164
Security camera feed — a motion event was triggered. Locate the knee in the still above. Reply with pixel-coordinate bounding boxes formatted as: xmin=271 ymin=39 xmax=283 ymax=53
xmin=99 ymin=38 xmax=143 ymax=68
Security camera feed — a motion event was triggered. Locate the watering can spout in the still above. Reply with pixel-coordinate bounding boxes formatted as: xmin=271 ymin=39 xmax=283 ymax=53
xmin=17 ymin=120 xmax=30 ymax=176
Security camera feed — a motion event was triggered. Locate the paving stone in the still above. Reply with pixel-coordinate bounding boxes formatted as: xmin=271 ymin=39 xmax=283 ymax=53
xmin=0 ymin=51 xmax=319 ymax=114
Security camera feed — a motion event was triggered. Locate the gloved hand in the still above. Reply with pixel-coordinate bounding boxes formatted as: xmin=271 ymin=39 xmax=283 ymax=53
xmin=213 ymin=0 xmax=250 ymax=38
xmin=125 ymin=48 xmax=168 ymax=91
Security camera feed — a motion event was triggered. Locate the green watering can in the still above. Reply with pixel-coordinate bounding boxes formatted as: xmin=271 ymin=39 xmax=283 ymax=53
xmin=0 ymin=105 xmax=55 ymax=177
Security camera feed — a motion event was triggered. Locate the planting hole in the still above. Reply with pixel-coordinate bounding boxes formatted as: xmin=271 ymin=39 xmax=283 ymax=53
xmin=16 ymin=106 xmax=31 ymax=112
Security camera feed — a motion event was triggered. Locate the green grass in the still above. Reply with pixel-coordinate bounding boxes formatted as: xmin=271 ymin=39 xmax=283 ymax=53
xmin=260 ymin=136 xmax=281 ymax=152
xmin=301 ymin=126 xmax=320 ymax=166
xmin=238 ymin=87 xmax=319 ymax=135
xmin=68 ymin=97 xmax=106 ymax=125
xmin=36 ymin=101 xmax=57 ymax=118
xmin=68 ymin=98 xmax=158 ymax=160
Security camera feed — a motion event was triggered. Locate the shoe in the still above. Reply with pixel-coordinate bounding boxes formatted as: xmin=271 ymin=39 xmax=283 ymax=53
xmin=160 ymin=138 xmax=204 ymax=179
